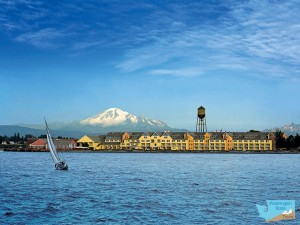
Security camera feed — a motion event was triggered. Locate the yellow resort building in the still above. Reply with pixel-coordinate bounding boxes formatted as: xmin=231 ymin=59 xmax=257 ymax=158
xmin=77 ymin=131 xmax=276 ymax=151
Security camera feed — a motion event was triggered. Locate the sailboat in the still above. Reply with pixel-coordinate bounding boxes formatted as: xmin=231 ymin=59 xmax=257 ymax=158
xmin=45 ymin=119 xmax=68 ymax=170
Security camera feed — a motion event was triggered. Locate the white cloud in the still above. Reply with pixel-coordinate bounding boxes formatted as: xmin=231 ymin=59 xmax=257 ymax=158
xmin=1 ymin=0 xmax=299 ymax=79
xmin=116 ymin=0 xmax=300 ymax=80
xmin=72 ymin=41 xmax=104 ymax=51
xmin=15 ymin=28 xmax=66 ymax=48
xmin=150 ymin=68 xmax=203 ymax=77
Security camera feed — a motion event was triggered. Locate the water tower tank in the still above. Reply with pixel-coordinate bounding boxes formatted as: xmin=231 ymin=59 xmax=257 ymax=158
xmin=197 ymin=106 xmax=205 ymax=119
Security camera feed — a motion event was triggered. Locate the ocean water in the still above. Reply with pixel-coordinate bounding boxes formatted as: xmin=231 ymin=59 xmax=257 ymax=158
xmin=0 ymin=152 xmax=299 ymax=225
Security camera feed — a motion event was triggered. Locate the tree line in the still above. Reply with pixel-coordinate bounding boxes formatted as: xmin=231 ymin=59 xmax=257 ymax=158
xmin=0 ymin=133 xmax=30 ymax=144
xmin=275 ymin=130 xmax=300 ymax=150
xmin=0 ymin=133 xmax=74 ymax=144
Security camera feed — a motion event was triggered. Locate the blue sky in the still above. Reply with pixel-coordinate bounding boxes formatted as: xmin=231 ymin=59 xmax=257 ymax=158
xmin=0 ymin=0 xmax=299 ymax=131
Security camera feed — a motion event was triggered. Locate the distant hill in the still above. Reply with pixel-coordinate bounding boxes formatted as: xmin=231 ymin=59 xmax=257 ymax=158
xmin=0 ymin=125 xmax=85 ymax=139
xmin=17 ymin=108 xmax=186 ymax=135
xmin=264 ymin=123 xmax=300 ymax=136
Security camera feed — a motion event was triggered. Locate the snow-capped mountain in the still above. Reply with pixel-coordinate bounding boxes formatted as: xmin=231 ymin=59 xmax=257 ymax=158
xmin=264 ymin=123 xmax=300 ymax=135
xmin=16 ymin=108 xmax=184 ymax=135
xmin=81 ymin=108 xmax=138 ymax=127
xmin=78 ymin=108 xmax=172 ymax=132
xmin=80 ymin=108 xmax=166 ymax=128
xmin=281 ymin=123 xmax=300 ymax=133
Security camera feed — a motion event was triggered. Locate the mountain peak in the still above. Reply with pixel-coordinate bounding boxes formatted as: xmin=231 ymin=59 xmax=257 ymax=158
xmin=79 ymin=107 xmax=173 ymax=131
xmin=80 ymin=108 xmax=138 ymax=127
xmin=105 ymin=107 xmax=123 ymax=112
xmin=265 ymin=122 xmax=300 ymax=135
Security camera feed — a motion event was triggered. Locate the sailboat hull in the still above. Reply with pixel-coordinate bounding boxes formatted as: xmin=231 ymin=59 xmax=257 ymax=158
xmin=55 ymin=161 xmax=68 ymax=170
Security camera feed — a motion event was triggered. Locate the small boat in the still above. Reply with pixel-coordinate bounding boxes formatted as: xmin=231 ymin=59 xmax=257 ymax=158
xmin=45 ymin=118 xmax=68 ymax=170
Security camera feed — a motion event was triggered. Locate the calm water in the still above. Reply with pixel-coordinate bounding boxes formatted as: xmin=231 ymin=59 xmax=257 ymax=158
xmin=0 ymin=152 xmax=299 ymax=225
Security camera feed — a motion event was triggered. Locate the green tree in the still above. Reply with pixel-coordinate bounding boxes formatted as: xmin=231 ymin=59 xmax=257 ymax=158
xmin=16 ymin=133 xmax=20 ymax=142
xmin=25 ymin=134 xmax=35 ymax=139
xmin=286 ymin=135 xmax=295 ymax=150
xmin=295 ymin=133 xmax=300 ymax=148
xmin=38 ymin=134 xmax=47 ymax=138
xmin=2 ymin=135 xmax=9 ymax=142
xmin=9 ymin=133 xmax=16 ymax=142
xmin=275 ymin=130 xmax=287 ymax=149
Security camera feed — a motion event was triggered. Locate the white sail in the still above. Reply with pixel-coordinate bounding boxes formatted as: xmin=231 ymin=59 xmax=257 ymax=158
xmin=45 ymin=118 xmax=68 ymax=170
xmin=45 ymin=119 xmax=61 ymax=163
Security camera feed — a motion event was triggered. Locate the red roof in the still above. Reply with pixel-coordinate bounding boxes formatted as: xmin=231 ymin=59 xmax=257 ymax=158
xmin=30 ymin=139 xmax=46 ymax=146
xmin=27 ymin=138 xmax=38 ymax=145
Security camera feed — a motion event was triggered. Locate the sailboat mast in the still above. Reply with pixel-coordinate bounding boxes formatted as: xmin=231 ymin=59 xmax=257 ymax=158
xmin=44 ymin=118 xmax=61 ymax=163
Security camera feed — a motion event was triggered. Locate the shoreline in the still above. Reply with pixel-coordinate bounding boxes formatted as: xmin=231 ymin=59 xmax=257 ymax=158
xmin=2 ymin=149 xmax=300 ymax=154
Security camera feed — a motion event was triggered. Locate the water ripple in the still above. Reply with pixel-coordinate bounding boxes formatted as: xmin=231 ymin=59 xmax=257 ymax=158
xmin=0 ymin=152 xmax=299 ymax=224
